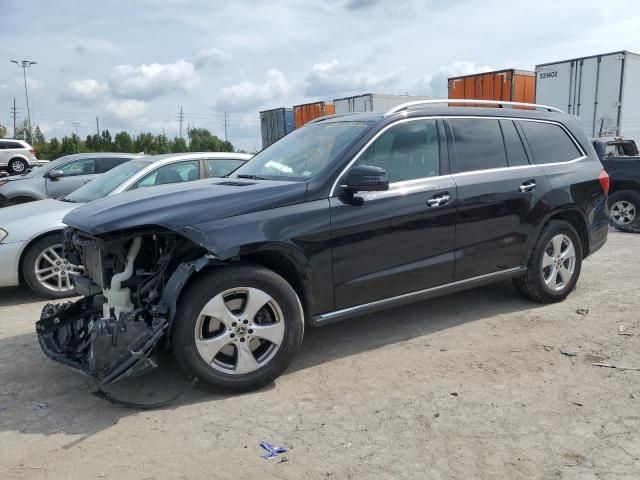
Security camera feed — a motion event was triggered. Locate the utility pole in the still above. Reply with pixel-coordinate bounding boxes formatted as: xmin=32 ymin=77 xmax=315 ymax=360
xmin=224 ymin=111 xmax=228 ymax=142
xmin=72 ymin=122 xmax=81 ymax=135
xmin=178 ymin=105 xmax=184 ymax=139
xmin=10 ymin=60 xmax=36 ymax=144
xmin=96 ymin=116 xmax=100 ymax=137
xmin=10 ymin=98 xmax=18 ymax=138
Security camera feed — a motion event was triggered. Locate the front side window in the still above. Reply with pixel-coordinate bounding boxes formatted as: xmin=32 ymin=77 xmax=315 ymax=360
xmin=59 ymin=158 xmax=97 ymax=176
xmin=355 ymin=119 xmax=439 ymax=183
xmin=206 ymin=159 xmax=245 ymax=177
xmin=232 ymin=121 xmax=371 ymax=181
xmin=450 ymin=118 xmax=508 ymax=173
xmin=519 ymin=121 xmax=582 ymax=164
xmin=135 ymin=160 xmax=200 ymax=188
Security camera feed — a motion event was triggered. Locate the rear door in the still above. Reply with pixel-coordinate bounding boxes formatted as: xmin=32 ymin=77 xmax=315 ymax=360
xmin=45 ymin=157 xmax=100 ymax=198
xmin=330 ymin=118 xmax=457 ymax=309
xmin=448 ymin=117 xmax=551 ymax=280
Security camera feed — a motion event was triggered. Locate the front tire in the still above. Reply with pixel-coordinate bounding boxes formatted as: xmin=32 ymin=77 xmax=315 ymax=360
xmin=172 ymin=265 xmax=304 ymax=392
xmin=22 ymin=234 xmax=83 ymax=299
xmin=513 ymin=220 xmax=582 ymax=303
xmin=8 ymin=158 xmax=28 ymax=175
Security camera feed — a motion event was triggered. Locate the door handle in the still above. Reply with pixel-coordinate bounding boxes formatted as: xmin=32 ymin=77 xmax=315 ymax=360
xmin=427 ymin=193 xmax=451 ymax=207
xmin=519 ymin=180 xmax=536 ymax=193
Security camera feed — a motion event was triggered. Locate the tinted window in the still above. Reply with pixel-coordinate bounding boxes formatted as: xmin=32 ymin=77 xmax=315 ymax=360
xmin=450 ymin=118 xmax=507 ymax=172
xmin=520 ymin=121 xmax=582 ymax=164
xmin=206 ymin=159 xmax=245 ymax=177
xmin=356 ymin=119 xmax=439 ymax=182
xmin=136 ymin=160 xmax=200 ymax=188
xmin=500 ymin=120 xmax=529 ymax=166
xmin=59 ymin=158 xmax=97 ymax=176
xmin=99 ymin=157 xmax=130 ymax=173
xmin=4 ymin=141 xmax=24 ymax=149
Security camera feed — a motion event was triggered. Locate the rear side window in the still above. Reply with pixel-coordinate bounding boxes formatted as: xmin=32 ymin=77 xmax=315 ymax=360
xmin=449 ymin=118 xmax=507 ymax=173
xmin=519 ymin=121 xmax=582 ymax=164
xmin=499 ymin=120 xmax=529 ymax=166
xmin=98 ymin=157 xmax=130 ymax=173
xmin=3 ymin=141 xmax=24 ymax=149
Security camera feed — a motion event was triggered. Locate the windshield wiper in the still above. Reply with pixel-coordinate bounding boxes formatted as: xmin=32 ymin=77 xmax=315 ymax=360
xmin=236 ymin=174 xmax=267 ymax=180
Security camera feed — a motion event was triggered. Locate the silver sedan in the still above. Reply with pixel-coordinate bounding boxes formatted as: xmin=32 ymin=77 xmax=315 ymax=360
xmin=0 ymin=152 xmax=251 ymax=298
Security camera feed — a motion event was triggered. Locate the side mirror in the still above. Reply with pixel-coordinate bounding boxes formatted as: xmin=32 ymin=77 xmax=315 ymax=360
xmin=342 ymin=165 xmax=389 ymax=193
xmin=47 ymin=169 xmax=65 ymax=179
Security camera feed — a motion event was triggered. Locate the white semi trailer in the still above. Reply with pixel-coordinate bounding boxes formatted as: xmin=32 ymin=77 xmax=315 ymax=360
xmin=535 ymin=51 xmax=640 ymax=144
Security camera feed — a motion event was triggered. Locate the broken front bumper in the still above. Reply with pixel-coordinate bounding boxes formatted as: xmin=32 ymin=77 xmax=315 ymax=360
xmin=36 ymin=296 xmax=169 ymax=386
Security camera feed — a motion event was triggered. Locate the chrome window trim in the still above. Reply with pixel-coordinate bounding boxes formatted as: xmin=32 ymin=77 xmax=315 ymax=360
xmin=329 ymin=115 xmax=587 ymax=197
xmin=314 ymin=266 xmax=524 ymax=323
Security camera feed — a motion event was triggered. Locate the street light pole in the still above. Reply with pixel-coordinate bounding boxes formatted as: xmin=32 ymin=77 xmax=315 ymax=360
xmin=10 ymin=60 xmax=36 ymax=145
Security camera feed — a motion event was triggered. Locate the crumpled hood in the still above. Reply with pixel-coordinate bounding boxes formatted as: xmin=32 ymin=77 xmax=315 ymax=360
xmin=63 ymin=178 xmax=308 ymax=236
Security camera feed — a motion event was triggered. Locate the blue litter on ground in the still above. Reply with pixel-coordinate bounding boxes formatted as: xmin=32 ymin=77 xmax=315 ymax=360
xmin=259 ymin=441 xmax=288 ymax=459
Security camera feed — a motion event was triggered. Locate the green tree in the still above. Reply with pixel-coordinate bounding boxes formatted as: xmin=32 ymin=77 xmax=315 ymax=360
xmin=134 ymin=132 xmax=156 ymax=154
xmin=113 ymin=131 xmax=134 ymax=153
xmin=48 ymin=137 xmax=61 ymax=159
xmin=154 ymin=133 xmax=171 ymax=154
xmin=15 ymin=119 xmax=30 ymax=141
xmin=0 ymin=124 xmax=8 ymax=138
xmin=171 ymin=137 xmax=188 ymax=153
xmin=60 ymin=134 xmax=81 ymax=155
xmin=85 ymin=134 xmax=100 ymax=151
xmin=101 ymin=130 xmax=113 ymax=150
xmin=188 ymin=128 xmax=233 ymax=152
xmin=32 ymin=125 xmax=46 ymax=145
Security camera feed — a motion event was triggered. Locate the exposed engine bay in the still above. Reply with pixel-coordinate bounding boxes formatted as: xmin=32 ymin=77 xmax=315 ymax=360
xmin=36 ymin=228 xmax=209 ymax=386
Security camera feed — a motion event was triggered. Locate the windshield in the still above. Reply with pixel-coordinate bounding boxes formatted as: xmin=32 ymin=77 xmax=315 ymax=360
xmin=232 ymin=121 xmax=371 ymax=181
xmin=64 ymin=160 xmax=151 ymax=203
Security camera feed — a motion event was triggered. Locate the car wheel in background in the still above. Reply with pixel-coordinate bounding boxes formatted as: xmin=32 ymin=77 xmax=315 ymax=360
xmin=608 ymin=191 xmax=639 ymax=229
xmin=8 ymin=158 xmax=28 ymax=175
xmin=513 ymin=220 xmax=583 ymax=303
xmin=172 ymin=264 xmax=304 ymax=392
xmin=22 ymin=234 xmax=83 ymax=299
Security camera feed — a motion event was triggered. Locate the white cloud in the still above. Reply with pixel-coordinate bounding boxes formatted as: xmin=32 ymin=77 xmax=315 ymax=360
xmin=217 ymin=69 xmax=289 ymax=111
xmin=106 ymin=99 xmax=147 ymax=120
xmin=108 ymin=60 xmax=198 ymax=100
xmin=195 ymin=47 xmax=232 ymax=70
xmin=415 ymin=61 xmax=495 ymax=97
xmin=61 ymin=79 xmax=109 ymax=102
xmin=304 ymin=59 xmax=405 ymax=97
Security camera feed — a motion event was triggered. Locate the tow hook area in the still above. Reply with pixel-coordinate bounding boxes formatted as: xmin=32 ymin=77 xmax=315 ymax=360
xmin=36 ymin=296 xmax=170 ymax=386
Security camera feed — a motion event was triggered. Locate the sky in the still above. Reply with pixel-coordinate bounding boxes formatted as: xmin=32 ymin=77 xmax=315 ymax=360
xmin=1 ymin=0 xmax=639 ymax=152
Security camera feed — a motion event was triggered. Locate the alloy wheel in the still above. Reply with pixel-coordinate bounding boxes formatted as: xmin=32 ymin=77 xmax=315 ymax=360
xmin=194 ymin=287 xmax=286 ymax=374
xmin=541 ymin=234 xmax=576 ymax=292
xmin=10 ymin=160 xmax=26 ymax=173
xmin=610 ymin=200 xmax=636 ymax=226
xmin=34 ymin=244 xmax=84 ymax=293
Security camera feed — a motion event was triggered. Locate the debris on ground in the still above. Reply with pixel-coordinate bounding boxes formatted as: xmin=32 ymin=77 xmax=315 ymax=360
xmin=543 ymin=345 xmax=553 ymax=351
xmin=559 ymin=348 xmax=578 ymax=357
xmin=278 ymin=456 xmax=289 ymax=464
xmin=591 ymin=363 xmax=640 ymax=372
xmin=618 ymin=324 xmax=634 ymax=336
xmin=32 ymin=403 xmax=47 ymax=411
xmin=0 ymin=406 xmax=7 ymax=412
xmin=259 ymin=441 xmax=289 ymax=459
xmin=576 ymin=309 xmax=589 ymax=316
xmin=571 ymin=402 xmax=583 ymax=407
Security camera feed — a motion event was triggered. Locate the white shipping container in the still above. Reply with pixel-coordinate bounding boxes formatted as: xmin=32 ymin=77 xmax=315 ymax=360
xmin=535 ymin=51 xmax=640 ymax=143
xmin=333 ymin=94 xmax=438 ymax=114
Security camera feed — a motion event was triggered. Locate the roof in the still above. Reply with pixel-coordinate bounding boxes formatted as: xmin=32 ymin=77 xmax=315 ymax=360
xmin=536 ymin=50 xmax=640 ymax=68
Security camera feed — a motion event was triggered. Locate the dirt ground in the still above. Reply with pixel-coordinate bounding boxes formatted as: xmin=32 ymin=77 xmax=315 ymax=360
xmin=0 ymin=230 xmax=639 ymax=480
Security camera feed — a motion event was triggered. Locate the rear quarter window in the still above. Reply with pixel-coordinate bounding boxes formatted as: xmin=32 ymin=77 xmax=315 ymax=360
xmin=519 ymin=121 xmax=582 ymax=164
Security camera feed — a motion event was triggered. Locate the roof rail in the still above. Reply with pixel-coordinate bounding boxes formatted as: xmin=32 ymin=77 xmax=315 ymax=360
xmin=384 ymin=99 xmax=564 ymax=116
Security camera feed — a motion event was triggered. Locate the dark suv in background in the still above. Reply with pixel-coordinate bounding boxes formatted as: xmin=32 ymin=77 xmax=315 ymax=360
xmin=37 ymin=100 xmax=609 ymax=394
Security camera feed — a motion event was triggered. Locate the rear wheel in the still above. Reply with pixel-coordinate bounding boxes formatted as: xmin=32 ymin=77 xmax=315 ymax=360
xmin=513 ymin=220 xmax=582 ymax=303
xmin=22 ymin=234 xmax=84 ymax=298
xmin=608 ymin=191 xmax=639 ymax=229
xmin=172 ymin=265 xmax=304 ymax=392
xmin=8 ymin=158 xmax=28 ymax=175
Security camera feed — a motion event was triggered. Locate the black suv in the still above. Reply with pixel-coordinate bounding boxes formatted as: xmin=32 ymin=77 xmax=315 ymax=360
xmin=37 ymin=101 xmax=609 ymax=393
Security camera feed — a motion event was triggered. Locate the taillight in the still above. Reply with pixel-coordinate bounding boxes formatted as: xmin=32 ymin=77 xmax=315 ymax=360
xmin=598 ymin=169 xmax=610 ymax=195
xmin=29 ymin=148 xmax=36 ymax=155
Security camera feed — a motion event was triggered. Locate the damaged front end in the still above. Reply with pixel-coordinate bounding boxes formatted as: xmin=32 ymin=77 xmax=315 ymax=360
xmin=36 ymin=228 xmax=209 ymax=386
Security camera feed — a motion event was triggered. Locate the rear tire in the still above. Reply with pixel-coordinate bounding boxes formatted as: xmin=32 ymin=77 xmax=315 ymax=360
xmin=513 ymin=220 xmax=582 ymax=303
xmin=8 ymin=158 xmax=28 ymax=175
xmin=22 ymin=234 xmax=82 ymax=299
xmin=608 ymin=190 xmax=640 ymax=229
xmin=172 ymin=264 xmax=304 ymax=392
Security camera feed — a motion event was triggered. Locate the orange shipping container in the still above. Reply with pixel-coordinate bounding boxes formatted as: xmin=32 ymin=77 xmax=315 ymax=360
xmin=293 ymin=102 xmax=335 ymax=128
xmin=448 ymin=69 xmax=535 ymax=105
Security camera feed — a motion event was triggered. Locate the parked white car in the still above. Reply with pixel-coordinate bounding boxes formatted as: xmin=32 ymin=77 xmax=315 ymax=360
xmin=0 ymin=152 xmax=251 ymax=297
xmin=0 ymin=139 xmax=40 ymax=174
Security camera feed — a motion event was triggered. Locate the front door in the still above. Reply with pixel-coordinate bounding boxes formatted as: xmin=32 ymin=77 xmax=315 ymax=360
xmin=447 ymin=117 xmax=552 ymax=280
xmin=46 ymin=157 xmax=99 ymax=198
xmin=330 ymin=118 xmax=457 ymax=309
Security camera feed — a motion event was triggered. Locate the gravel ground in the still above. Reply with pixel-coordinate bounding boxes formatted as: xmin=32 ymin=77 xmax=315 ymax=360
xmin=0 ymin=230 xmax=639 ymax=480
